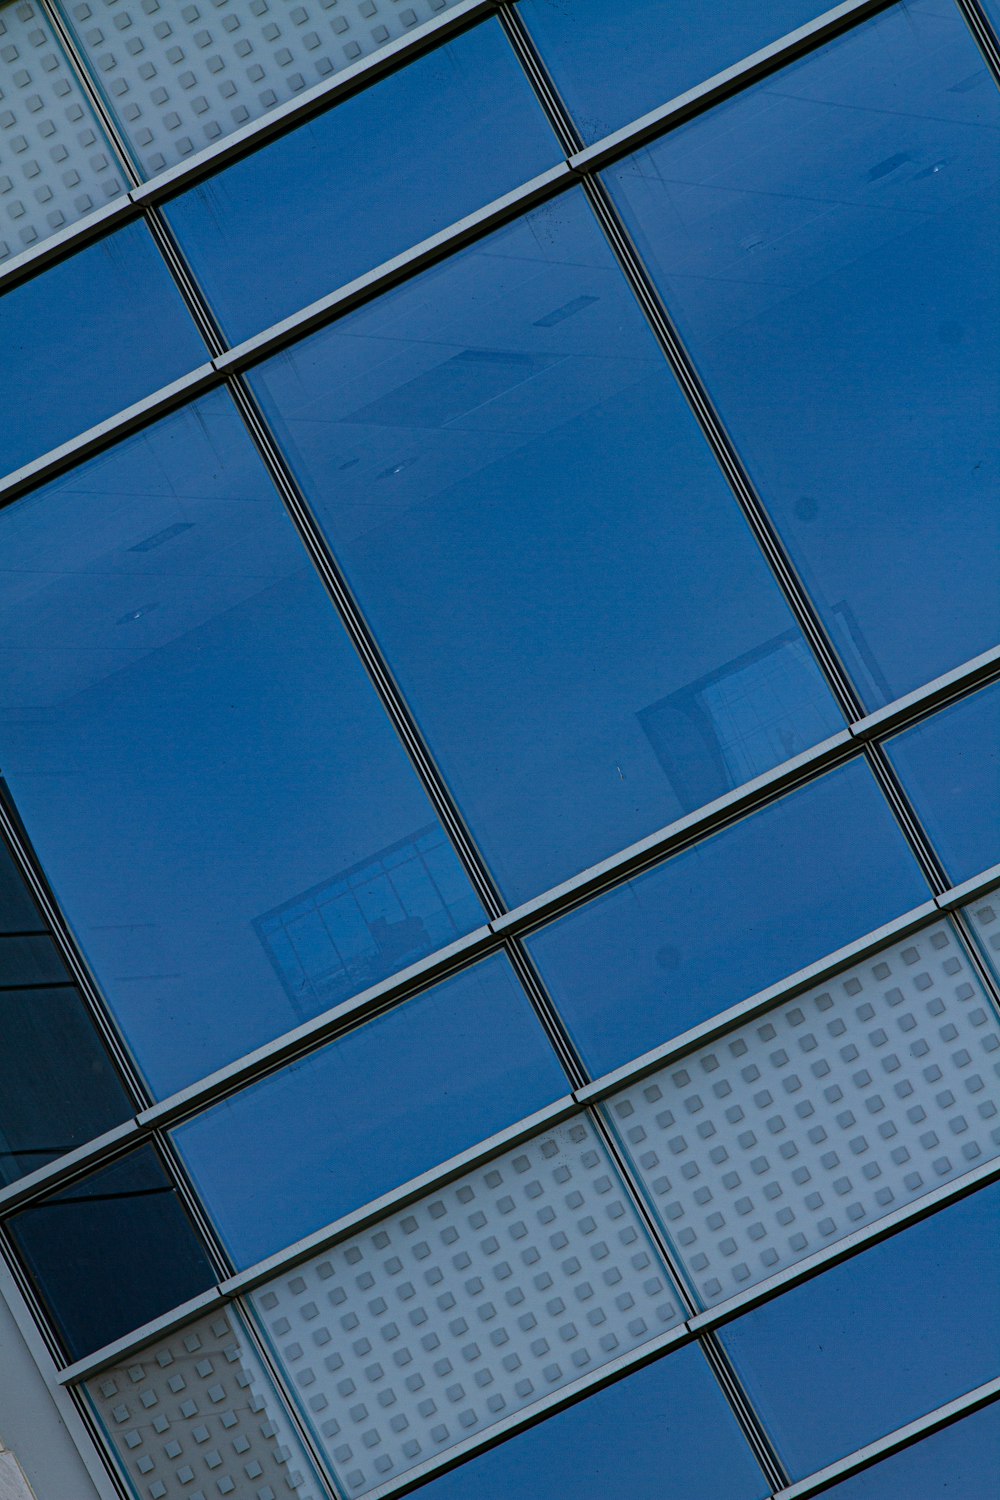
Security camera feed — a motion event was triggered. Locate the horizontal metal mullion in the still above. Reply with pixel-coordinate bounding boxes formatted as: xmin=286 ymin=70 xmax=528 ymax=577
xmin=689 ymin=1158 xmax=1000 ymax=1335
xmin=775 ymin=1377 xmax=1000 ymax=1500
xmin=568 ymin=0 xmax=897 ymax=177
xmin=0 ymin=1121 xmax=140 ymax=1215
xmin=0 ymin=0 xmax=502 ymax=298
xmin=215 ymin=162 xmax=576 ymax=374
xmin=138 ymin=923 xmax=499 ymax=1130
xmin=936 ymin=863 xmax=1000 ymax=911
xmin=55 ymin=1095 xmax=581 ymax=1382
xmin=852 ymin=645 xmax=1000 ymax=741
xmin=575 ymin=898 xmax=941 ymax=1105
xmin=359 ymin=1323 xmax=696 ymax=1500
xmin=0 ymin=365 xmax=219 ymax=513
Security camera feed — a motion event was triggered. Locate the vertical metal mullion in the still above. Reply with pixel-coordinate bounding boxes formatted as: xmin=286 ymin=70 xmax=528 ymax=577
xmin=956 ymin=0 xmax=1000 ymax=81
xmin=39 ymin=0 xmax=142 ymax=186
xmin=234 ymin=1292 xmax=346 ymax=1500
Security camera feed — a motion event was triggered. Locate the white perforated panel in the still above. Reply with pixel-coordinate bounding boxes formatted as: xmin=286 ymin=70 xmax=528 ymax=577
xmin=607 ymin=920 xmax=1000 ymax=1307
xmin=252 ymin=1118 xmax=682 ymax=1496
xmin=63 ymin=0 xmax=467 ymax=176
xmin=86 ymin=1307 xmax=323 ymax=1500
xmin=966 ymin=896 xmax=1000 ymax=984
xmin=0 ymin=0 xmax=127 ymax=262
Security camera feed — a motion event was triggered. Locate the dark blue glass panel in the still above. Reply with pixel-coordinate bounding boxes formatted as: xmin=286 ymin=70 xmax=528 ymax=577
xmin=164 ymin=21 xmax=560 ymax=343
xmin=251 ymin=189 xmax=844 ymax=905
xmin=0 ymin=986 xmax=132 ymax=1188
xmin=607 ymin=3 xmax=1000 ymax=708
xmin=422 ymin=1342 xmax=768 ymax=1500
xmin=822 ymin=1402 xmax=1000 ymax=1500
xmin=721 ymin=1184 xmax=1000 ymax=1478
xmin=174 ymin=955 xmax=568 ymax=1268
xmin=519 ymin=0 xmax=827 ymax=142
xmin=0 ymin=830 xmax=132 ymax=1187
xmin=886 ymin=682 xmax=1000 ymax=884
xmin=0 ymin=221 xmax=205 ymax=476
xmin=6 ymin=1146 xmax=216 ymax=1359
xmin=528 ymin=760 xmax=929 ymax=1076
xmin=0 ymin=392 xmax=483 ymax=1097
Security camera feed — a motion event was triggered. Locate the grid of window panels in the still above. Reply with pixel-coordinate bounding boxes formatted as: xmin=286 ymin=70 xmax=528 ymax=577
xmin=1 ymin=2 xmax=998 ymax=1498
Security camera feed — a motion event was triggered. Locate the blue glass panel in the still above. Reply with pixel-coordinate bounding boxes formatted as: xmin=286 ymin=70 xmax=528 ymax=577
xmin=422 ymin=1342 xmax=768 ymax=1500
xmin=528 ymin=760 xmax=929 ymax=1075
xmin=519 ymin=0 xmax=827 ymax=142
xmin=174 ymin=955 xmax=568 ymax=1268
xmin=164 ymin=21 xmax=560 ymax=343
xmin=251 ymin=189 xmax=844 ymax=905
xmin=0 ymin=934 xmax=65 ymax=986
xmin=0 ymin=986 xmax=132 ymax=1188
xmin=607 ymin=3 xmax=1000 ymax=708
xmin=6 ymin=1146 xmax=215 ymax=1359
xmin=0 ymin=221 xmax=205 ymax=476
xmin=886 ymin=682 xmax=1000 ymax=884
xmin=0 ymin=392 xmax=483 ymax=1097
xmin=822 ymin=1402 xmax=1000 ymax=1500
xmin=720 ymin=1184 xmax=1000 ymax=1478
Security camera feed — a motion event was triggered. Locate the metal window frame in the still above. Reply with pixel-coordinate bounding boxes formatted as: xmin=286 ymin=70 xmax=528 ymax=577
xmin=2 ymin=0 xmax=999 ymax=1495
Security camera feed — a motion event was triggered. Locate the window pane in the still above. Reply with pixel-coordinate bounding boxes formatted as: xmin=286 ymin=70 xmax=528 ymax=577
xmin=528 ymin=760 xmax=929 ymax=1076
xmin=86 ymin=1306 xmax=325 ymax=1500
xmin=720 ymin=1184 xmax=1000 ymax=1477
xmin=886 ymin=683 xmax=1000 ymax=885
xmin=0 ymin=220 xmax=206 ymax=476
xmin=820 ymin=1402 xmax=1000 ymax=1500
xmin=607 ymin=3 xmax=1000 ymax=707
xmin=606 ymin=919 xmax=1000 ymax=1307
xmin=0 ymin=0 xmax=128 ymax=264
xmin=966 ymin=895 xmax=1000 ymax=985
xmin=165 ymin=21 xmax=561 ymax=343
xmin=0 ymin=986 xmax=133 ymax=1188
xmin=0 ymin=391 xmax=483 ymax=1097
xmin=520 ymin=0 xmax=828 ymax=142
xmin=250 ymin=189 xmax=844 ymax=905
xmin=174 ymin=955 xmax=568 ymax=1268
xmin=422 ymin=1343 xmax=768 ymax=1500
xmin=6 ymin=1146 xmax=216 ymax=1360
xmin=61 ymin=0 xmax=471 ymax=177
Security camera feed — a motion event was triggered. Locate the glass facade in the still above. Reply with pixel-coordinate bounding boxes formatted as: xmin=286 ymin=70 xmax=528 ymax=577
xmin=0 ymin=2 xmax=997 ymax=1498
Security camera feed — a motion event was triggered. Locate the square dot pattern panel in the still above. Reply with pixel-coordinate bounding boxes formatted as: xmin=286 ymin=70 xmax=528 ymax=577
xmin=252 ymin=1118 xmax=683 ymax=1496
xmin=607 ymin=920 xmax=1000 ymax=1307
xmin=966 ymin=896 xmax=1000 ymax=984
xmin=0 ymin=0 xmax=127 ymax=261
xmin=86 ymin=1306 xmax=324 ymax=1500
xmin=64 ymin=0 xmax=468 ymax=176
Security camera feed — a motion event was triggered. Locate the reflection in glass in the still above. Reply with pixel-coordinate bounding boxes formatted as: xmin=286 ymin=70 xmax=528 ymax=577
xmin=608 ymin=3 xmax=1000 ymax=706
xmin=528 ymin=760 xmax=929 ymax=1076
xmin=6 ymin=1146 xmax=216 ymax=1360
xmin=174 ymin=955 xmax=568 ymax=1268
xmin=251 ymin=189 xmax=844 ymax=905
xmin=164 ymin=20 xmax=561 ymax=342
xmin=0 ymin=392 xmax=483 ymax=1096
xmin=0 ymin=221 xmax=206 ymax=476
xmin=86 ymin=1306 xmax=324 ymax=1500
xmin=819 ymin=1402 xmax=1000 ymax=1500
xmin=422 ymin=1343 xmax=768 ymax=1500
xmin=886 ymin=682 xmax=1000 ymax=885
xmin=519 ymin=0 xmax=827 ymax=141
xmin=720 ymin=1184 xmax=1000 ymax=1478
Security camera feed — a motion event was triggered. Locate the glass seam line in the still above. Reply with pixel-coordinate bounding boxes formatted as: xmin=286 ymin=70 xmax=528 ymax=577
xmin=955 ymin=0 xmax=1000 ymax=81
xmin=774 ymin=1377 xmax=1000 ymax=1500
xmin=49 ymin=1158 xmax=1000 ymax=1387
xmin=0 ymin=0 xmax=897 ymax=300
